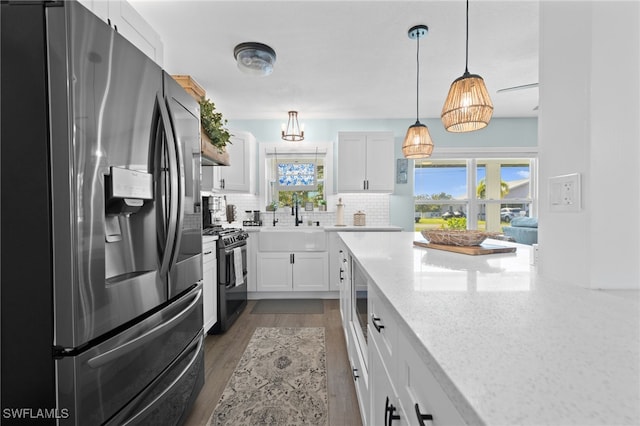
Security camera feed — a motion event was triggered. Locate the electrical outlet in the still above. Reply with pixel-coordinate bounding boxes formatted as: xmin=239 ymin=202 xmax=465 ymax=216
xmin=549 ymin=173 xmax=581 ymax=212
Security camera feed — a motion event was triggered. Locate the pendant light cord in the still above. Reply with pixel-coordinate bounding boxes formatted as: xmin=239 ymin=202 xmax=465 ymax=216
xmin=415 ymin=33 xmax=420 ymax=122
xmin=464 ymin=0 xmax=469 ymax=74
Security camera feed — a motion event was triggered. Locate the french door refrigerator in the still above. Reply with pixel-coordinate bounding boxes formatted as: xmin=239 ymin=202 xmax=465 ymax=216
xmin=1 ymin=1 xmax=204 ymax=424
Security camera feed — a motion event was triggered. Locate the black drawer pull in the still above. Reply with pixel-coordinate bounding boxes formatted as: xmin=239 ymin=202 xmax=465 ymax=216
xmin=415 ymin=403 xmax=434 ymax=425
xmin=204 ymin=250 xmax=213 ymax=255
xmin=352 ymin=367 xmax=359 ymax=381
xmin=371 ymin=315 xmax=385 ymax=332
xmin=385 ymin=396 xmax=400 ymax=426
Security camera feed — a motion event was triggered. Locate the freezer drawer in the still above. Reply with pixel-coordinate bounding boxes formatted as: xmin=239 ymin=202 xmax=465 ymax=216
xmin=56 ymin=284 xmax=203 ymax=426
xmin=105 ymin=332 xmax=204 ymax=426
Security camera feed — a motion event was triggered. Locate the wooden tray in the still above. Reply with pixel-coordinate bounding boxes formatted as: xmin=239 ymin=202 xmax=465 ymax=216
xmin=413 ymin=240 xmax=516 ymax=256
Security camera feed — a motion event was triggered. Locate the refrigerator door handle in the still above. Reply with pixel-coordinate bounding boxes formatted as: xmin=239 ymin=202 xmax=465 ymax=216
xmin=87 ymin=287 xmax=202 ymax=369
xmin=164 ymin=97 xmax=185 ymax=270
xmin=117 ymin=333 xmax=203 ymax=426
xmin=156 ymin=93 xmax=179 ymax=277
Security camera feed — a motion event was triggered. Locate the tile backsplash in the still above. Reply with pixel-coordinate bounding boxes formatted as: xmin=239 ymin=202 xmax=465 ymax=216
xmin=221 ymin=193 xmax=390 ymax=227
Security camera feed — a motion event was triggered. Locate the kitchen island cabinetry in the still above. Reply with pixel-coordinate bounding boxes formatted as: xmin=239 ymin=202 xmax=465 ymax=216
xmin=338 ymin=132 xmax=394 ymax=192
xmin=202 ymin=237 xmax=217 ymax=333
xmin=338 ymin=231 xmax=640 ymax=426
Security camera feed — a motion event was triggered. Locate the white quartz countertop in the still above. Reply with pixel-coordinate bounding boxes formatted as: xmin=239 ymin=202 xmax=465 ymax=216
xmin=324 ymin=225 xmax=402 ymax=232
xmin=339 ymin=231 xmax=640 ymax=426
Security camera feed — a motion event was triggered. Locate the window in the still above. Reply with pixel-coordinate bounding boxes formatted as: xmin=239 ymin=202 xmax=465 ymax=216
xmin=266 ymin=154 xmax=325 ymax=208
xmin=414 ymin=156 xmax=536 ymax=231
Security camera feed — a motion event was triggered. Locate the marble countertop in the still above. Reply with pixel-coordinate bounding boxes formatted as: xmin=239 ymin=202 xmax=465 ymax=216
xmin=339 ymin=231 xmax=640 ymax=426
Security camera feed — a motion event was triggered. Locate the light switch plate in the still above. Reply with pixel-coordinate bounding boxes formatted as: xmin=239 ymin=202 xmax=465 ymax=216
xmin=549 ymin=173 xmax=581 ymax=212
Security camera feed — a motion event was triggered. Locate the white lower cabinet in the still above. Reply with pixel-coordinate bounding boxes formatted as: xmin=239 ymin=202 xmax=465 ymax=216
xmin=347 ymin=323 xmax=369 ymax=426
xmin=256 ymin=252 xmax=328 ymax=292
xmin=370 ymin=335 xmax=408 ymax=426
xmin=202 ymin=239 xmax=217 ymax=333
xmin=397 ymin=328 xmax=466 ymax=426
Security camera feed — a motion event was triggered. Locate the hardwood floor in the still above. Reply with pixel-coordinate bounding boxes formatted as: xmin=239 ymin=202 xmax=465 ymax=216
xmin=183 ymin=299 xmax=363 ymax=426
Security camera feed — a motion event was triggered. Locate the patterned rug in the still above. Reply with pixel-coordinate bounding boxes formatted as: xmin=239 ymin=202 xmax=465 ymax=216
xmin=207 ymin=327 xmax=328 ymax=426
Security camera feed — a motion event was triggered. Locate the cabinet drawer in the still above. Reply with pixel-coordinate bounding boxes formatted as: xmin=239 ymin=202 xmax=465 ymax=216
xmin=368 ymin=284 xmax=398 ymax=379
xmin=397 ymin=329 xmax=466 ymax=426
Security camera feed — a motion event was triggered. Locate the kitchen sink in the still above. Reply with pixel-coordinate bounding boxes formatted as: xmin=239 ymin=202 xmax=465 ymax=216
xmin=259 ymin=227 xmax=326 ymax=251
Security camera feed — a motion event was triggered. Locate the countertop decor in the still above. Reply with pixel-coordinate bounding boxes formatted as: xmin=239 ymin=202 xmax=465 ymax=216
xmin=421 ymin=229 xmax=496 ymax=246
xmin=338 ymin=231 xmax=640 ymax=426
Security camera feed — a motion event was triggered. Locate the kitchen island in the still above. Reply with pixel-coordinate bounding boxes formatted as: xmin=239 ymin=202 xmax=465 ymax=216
xmin=339 ymin=231 xmax=639 ymax=425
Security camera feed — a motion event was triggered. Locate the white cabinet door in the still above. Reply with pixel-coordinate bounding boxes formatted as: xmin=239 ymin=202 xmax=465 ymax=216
xmin=246 ymin=232 xmax=258 ymax=292
xmin=257 ymin=251 xmax=328 ymax=292
xmin=292 ymin=252 xmax=328 ymax=291
xmin=397 ymin=328 xmax=466 ymax=426
xmin=110 ymin=0 xmax=163 ymax=65
xmin=257 ymin=252 xmax=292 ymax=291
xmin=348 ymin=323 xmax=370 ymax=426
xmin=201 ymin=166 xmax=215 ymax=194
xmin=370 ymin=336 xmax=408 ymax=426
xmin=365 ymin=133 xmax=394 ymax=191
xmin=338 ymin=132 xmax=394 ymax=192
xmin=216 ymin=131 xmax=256 ymax=193
xmin=77 ymin=0 xmax=163 ymax=65
xmin=202 ymin=241 xmax=217 ymax=333
xmin=338 ymin=133 xmax=367 ymax=192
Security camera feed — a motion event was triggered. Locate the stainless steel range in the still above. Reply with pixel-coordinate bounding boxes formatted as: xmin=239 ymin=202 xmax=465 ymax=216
xmin=204 ymin=227 xmax=248 ymax=333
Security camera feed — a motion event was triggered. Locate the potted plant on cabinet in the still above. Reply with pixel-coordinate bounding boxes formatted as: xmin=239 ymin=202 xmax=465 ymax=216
xmin=199 ymin=97 xmax=232 ymax=165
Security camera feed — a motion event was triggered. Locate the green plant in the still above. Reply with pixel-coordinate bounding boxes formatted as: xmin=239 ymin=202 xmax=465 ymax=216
xmin=443 ymin=217 xmax=467 ymax=230
xmin=199 ymin=97 xmax=231 ymax=151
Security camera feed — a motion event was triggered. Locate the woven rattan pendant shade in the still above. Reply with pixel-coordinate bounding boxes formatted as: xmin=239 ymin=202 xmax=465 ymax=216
xmin=441 ymin=72 xmax=493 ymax=132
xmin=441 ymin=0 xmax=493 ymax=133
xmin=402 ymin=24 xmax=434 ymax=159
xmin=402 ymin=122 xmax=434 ymax=159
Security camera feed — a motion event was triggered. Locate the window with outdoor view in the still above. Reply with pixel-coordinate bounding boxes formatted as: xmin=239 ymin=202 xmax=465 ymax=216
xmin=266 ymin=155 xmax=325 ymax=210
xmin=414 ymin=157 xmax=535 ymax=232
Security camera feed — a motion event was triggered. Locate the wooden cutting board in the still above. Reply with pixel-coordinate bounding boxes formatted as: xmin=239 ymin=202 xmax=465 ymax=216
xmin=413 ymin=240 xmax=516 ymax=256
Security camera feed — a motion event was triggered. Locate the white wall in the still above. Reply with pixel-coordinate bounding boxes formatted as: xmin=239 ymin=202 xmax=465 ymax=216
xmin=538 ymin=1 xmax=640 ymax=289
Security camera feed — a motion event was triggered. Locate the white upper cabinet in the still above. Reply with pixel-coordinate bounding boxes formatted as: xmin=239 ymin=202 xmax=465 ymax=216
xmin=210 ymin=130 xmax=257 ymax=194
xmin=78 ymin=0 xmax=164 ymax=66
xmin=338 ymin=131 xmax=394 ymax=192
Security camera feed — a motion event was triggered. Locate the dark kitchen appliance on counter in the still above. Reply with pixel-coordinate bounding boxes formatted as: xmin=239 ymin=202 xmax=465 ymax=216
xmin=203 ymin=228 xmax=249 ymax=333
xmin=1 ymin=2 xmax=204 ymax=424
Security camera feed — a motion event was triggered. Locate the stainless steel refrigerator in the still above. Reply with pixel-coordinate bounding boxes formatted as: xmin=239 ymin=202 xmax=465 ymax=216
xmin=1 ymin=1 xmax=204 ymax=424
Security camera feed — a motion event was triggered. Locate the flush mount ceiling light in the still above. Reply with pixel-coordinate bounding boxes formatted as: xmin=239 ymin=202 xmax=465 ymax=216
xmin=441 ymin=0 xmax=493 ymax=132
xmin=281 ymin=111 xmax=304 ymax=141
xmin=402 ymin=24 xmax=435 ymax=159
xmin=233 ymin=42 xmax=276 ymax=76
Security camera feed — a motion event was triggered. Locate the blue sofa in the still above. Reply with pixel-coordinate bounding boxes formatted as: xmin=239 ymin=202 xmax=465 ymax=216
xmin=502 ymin=216 xmax=538 ymax=245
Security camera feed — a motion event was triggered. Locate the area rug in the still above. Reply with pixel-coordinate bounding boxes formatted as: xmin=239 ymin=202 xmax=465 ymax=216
xmin=250 ymin=299 xmax=324 ymax=314
xmin=207 ymin=327 xmax=328 ymax=426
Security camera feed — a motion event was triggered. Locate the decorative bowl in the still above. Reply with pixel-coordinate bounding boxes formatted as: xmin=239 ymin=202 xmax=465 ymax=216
xmin=420 ymin=229 xmax=496 ymax=247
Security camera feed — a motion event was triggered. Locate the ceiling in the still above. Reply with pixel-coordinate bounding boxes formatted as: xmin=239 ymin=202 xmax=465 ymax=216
xmin=129 ymin=0 xmax=539 ymax=121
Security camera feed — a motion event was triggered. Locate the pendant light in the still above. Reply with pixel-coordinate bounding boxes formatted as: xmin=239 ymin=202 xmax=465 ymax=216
xmin=441 ymin=0 xmax=493 ymax=132
xmin=281 ymin=111 xmax=304 ymax=141
xmin=402 ymin=25 xmax=435 ymax=159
